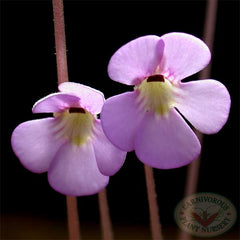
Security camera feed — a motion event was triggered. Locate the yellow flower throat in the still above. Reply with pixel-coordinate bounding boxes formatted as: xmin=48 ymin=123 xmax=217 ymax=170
xmin=135 ymin=74 xmax=176 ymax=115
xmin=54 ymin=108 xmax=94 ymax=145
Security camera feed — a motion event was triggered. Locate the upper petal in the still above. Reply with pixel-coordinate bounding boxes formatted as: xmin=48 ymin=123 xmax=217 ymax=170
xmin=174 ymin=80 xmax=231 ymax=134
xmin=33 ymin=92 xmax=80 ymax=113
xmin=159 ymin=32 xmax=211 ymax=81
xmin=135 ymin=109 xmax=201 ymax=169
xmin=92 ymin=120 xmax=127 ymax=176
xmin=101 ymin=91 xmax=144 ymax=151
xmin=59 ymin=82 xmax=105 ymax=114
xmin=11 ymin=118 xmax=64 ymax=173
xmin=108 ymin=35 xmax=163 ymax=85
xmin=48 ymin=141 xmax=109 ymax=196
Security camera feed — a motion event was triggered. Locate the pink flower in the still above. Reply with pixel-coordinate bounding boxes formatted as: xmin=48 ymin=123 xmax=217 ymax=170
xmin=11 ymin=82 xmax=126 ymax=196
xmin=101 ymin=33 xmax=231 ymax=169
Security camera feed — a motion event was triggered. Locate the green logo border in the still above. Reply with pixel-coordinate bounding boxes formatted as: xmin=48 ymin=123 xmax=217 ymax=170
xmin=174 ymin=192 xmax=237 ymax=238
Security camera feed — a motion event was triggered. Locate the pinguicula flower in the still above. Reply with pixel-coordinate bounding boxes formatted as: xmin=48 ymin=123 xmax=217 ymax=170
xmin=11 ymin=82 xmax=126 ymax=196
xmin=101 ymin=32 xmax=231 ymax=169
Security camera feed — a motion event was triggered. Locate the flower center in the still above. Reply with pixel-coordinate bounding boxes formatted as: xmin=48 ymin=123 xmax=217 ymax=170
xmin=135 ymin=74 xmax=176 ymax=115
xmin=54 ymin=107 xmax=94 ymax=145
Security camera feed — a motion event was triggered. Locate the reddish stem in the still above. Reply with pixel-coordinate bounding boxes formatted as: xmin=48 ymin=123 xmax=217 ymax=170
xmin=66 ymin=196 xmax=81 ymax=240
xmin=144 ymin=165 xmax=163 ymax=240
xmin=179 ymin=0 xmax=218 ymax=239
xmin=52 ymin=0 xmax=80 ymax=239
xmin=98 ymin=189 xmax=114 ymax=240
xmin=52 ymin=0 xmax=69 ymax=84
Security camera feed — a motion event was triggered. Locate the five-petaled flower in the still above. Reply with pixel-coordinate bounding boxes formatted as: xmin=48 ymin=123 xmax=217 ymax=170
xmin=11 ymin=82 xmax=126 ymax=196
xmin=101 ymin=32 xmax=231 ymax=169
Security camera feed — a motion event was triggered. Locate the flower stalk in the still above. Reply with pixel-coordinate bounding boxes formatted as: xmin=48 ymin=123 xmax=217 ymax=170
xmin=179 ymin=0 xmax=218 ymax=239
xmin=52 ymin=2 xmax=116 ymax=240
xmin=144 ymin=165 xmax=163 ymax=240
xmin=52 ymin=0 xmax=69 ymax=84
xmin=98 ymin=189 xmax=114 ymax=240
xmin=66 ymin=196 xmax=81 ymax=240
xmin=184 ymin=0 xmax=218 ymax=207
xmin=52 ymin=0 xmax=80 ymax=239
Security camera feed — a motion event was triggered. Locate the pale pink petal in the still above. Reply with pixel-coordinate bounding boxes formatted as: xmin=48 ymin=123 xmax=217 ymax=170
xmin=135 ymin=109 xmax=201 ymax=169
xmin=174 ymin=80 xmax=231 ymax=134
xmin=59 ymin=82 xmax=105 ymax=114
xmin=101 ymin=91 xmax=144 ymax=151
xmin=92 ymin=120 xmax=127 ymax=176
xmin=33 ymin=93 xmax=80 ymax=113
xmin=11 ymin=118 xmax=65 ymax=173
xmin=159 ymin=32 xmax=211 ymax=81
xmin=108 ymin=35 xmax=164 ymax=85
xmin=48 ymin=142 xmax=109 ymax=196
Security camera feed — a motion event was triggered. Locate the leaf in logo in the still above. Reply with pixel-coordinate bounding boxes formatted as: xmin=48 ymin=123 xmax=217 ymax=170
xmin=192 ymin=212 xmax=219 ymax=227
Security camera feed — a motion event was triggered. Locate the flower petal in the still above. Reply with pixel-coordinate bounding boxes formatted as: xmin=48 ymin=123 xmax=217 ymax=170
xmin=59 ymin=82 xmax=105 ymax=114
xmin=135 ymin=109 xmax=201 ymax=169
xmin=33 ymin=92 xmax=80 ymax=113
xmin=92 ymin=120 xmax=127 ymax=176
xmin=11 ymin=118 xmax=64 ymax=173
xmin=101 ymin=91 xmax=144 ymax=151
xmin=108 ymin=35 xmax=163 ymax=85
xmin=48 ymin=141 xmax=109 ymax=196
xmin=159 ymin=32 xmax=211 ymax=81
xmin=174 ymin=80 xmax=231 ymax=134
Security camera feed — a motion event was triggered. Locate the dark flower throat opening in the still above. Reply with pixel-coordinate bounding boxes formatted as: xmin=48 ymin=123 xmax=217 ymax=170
xmin=147 ymin=74 xmax=165 ymax=82
xmin=69 ymin=107 xmax=86 ymax=113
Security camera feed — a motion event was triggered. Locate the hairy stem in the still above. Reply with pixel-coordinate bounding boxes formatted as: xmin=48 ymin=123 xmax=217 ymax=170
xmin=144 ymin=165 xmax=163 ymax=240
xmin=179 ymin=0 xmax=218 ymax=239
xmin=66 ymin=196 xmax=81 ymax=240
xmin=98 ymin=189 xmax=114 ymax=240
xmin=52 ymin=0 xmax=69 ymax=84
xmin=52 ymin=0 xmax=80 ymax=239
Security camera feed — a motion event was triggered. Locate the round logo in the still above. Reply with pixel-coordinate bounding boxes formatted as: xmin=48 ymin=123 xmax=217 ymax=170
xmin=174 ymin=192 xmax=237 ymax=237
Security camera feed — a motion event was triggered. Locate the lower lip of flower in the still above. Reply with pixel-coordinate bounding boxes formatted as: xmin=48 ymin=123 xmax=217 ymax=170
xmin=135 ymin=74 xmax=176 ymax=115
xmin=54 ymin=108 xmax=95 ymax=145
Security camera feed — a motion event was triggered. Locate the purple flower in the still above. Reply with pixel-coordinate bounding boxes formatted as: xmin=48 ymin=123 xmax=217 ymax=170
xmin=101 ymin=33 xmax=231 ymax=169
xmin=11 ymin=82 xmax=126 ymax=196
